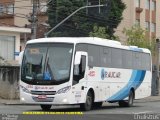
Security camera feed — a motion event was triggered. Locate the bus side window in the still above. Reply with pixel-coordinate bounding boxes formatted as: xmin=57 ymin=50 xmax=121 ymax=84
xmin=73 ymin=55 xmax=86 ymax=85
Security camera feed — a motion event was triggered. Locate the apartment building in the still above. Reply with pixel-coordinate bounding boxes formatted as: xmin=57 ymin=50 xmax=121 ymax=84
xmin=14 ymin=0 xmax=48 ymax=49
xmin=0 ymin=0 xmax=31 ymax=61
xmin=0 ymin=0 xmax=48 ymax=57
xmin=0 ymin=0 xmax=14 ymax=25
xmin=115 ymin=0 xmax=160 ymax=44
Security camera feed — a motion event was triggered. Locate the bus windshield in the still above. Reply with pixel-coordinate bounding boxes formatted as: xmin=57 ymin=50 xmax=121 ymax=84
xmin=21 ymin=43 xmax=73 ymax=85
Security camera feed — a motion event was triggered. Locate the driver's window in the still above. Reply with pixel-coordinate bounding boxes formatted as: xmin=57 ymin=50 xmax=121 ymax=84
xmin=73 ymin=55 xmax=86 ymax=85
xmin=80 ymin=55 xmax=86 ymax=78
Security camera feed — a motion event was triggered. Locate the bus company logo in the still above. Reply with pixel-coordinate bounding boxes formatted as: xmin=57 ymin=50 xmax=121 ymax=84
xmin=88 ymin=71 xmax=96 ymax=77
xmin=101 ymin=69 xmax=121 ymax=80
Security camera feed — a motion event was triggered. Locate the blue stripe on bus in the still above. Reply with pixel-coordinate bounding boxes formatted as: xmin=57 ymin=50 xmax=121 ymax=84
xmin=107 ymin=70 xmax=146 ymax=101
xmin=129 ymin=47 xmax=143 ymax=52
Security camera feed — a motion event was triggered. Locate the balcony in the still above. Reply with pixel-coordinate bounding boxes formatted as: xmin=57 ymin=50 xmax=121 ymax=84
xmin=0 ymin=13 xmax=14 ymax=19
xmin=136 ymin=7 xmax=143 ymax=13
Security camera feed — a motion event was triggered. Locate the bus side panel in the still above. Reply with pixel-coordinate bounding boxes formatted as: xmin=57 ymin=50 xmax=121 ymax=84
xmin=135 ymin=71 xmax=152 ymax=99
xmin=107 ymin=69 xmax=151 ymax=102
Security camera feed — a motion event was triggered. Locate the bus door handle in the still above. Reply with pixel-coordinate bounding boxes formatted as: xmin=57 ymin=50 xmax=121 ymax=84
xmin=81 ymin=86 xmax=87 ymax=90
xmin=81 ymin=86 xmax=84 ymax=90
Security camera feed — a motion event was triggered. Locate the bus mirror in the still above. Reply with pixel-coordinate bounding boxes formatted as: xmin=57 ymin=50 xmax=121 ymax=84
xmin=18 ymin=51 xmax=24 ymax=65
xmin=74 ymin=52 xmax=81 ymax=65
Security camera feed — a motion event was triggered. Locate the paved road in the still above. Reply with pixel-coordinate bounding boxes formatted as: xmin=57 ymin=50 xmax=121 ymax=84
xmin=0 ymin=101 xmax=160 ymax=120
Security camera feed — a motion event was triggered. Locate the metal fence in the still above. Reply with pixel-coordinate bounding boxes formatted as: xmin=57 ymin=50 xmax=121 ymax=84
xmin=152 ymin=65 xmax=159 ymax=96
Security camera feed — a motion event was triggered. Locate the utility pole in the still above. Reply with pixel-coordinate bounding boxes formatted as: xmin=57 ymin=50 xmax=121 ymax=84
xmin=156 ymin=38 xmax=160 ymax=95
xmin=45 ymin=4 xmax=106 ymax=37
xmin=31 ymin=0 xmax=39 ymax=39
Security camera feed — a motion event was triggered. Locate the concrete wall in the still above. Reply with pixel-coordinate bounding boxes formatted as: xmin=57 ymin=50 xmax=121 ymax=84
xmin=114 ymin=0 xmax=135 ymax=44
xmin=14 ymin=0 xmax=32 ymax=27
xmin=0 ymin=66 xmax=19 ymax=99
xmin=14 ymin=0 xmax=48 ymax=27
xmin=156 ymin=1 xmax=160 ymax=38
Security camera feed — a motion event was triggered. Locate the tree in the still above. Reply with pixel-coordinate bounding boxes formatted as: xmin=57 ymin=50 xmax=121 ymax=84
xmin=89 ymin=24 xmax=109 ymax=39
xmin=123 ymin=25 xmax=156 ymax=52
xmin=47 ymin=0 xmax=126 ymax=38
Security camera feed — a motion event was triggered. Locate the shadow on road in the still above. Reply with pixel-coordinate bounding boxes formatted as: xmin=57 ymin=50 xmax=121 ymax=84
xmin=26 ymin=104 xmax=142 ymax=112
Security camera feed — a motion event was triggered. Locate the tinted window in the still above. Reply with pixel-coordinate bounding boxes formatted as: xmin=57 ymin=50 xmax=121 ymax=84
xmin=122 ymin=50 xmax=132 ymax=69
xmin=111 ymin=48 xmax=122 ymax=68
xmin=88 ymin=45 xmax=100 ymax=67
xmin=100 ymin=47 xmax=112 ymax=67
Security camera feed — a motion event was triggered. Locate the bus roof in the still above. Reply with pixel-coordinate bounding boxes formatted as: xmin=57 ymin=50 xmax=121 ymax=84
xmin=26 ymin=37 xmax=151 ymax=54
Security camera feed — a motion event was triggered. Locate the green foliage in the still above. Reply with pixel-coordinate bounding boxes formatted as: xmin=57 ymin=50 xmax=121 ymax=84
xmin=47 ymin=0 xmax=126 ymax=38
xmin=89 ymin=25 xmax=109 ymax=39
xmin=123 ymin=25 xmax=156 ymax=52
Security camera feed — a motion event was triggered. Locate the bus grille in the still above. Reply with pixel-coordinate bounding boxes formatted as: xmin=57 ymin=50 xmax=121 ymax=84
xmin=31 ymin=91 xmax=56 ymax=95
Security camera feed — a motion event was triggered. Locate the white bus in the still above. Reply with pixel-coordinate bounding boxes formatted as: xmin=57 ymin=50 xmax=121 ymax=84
xmin=19 ymin=37 xmax=152 ymax=111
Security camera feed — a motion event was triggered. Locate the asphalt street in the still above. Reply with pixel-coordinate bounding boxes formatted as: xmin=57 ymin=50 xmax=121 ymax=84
xmin=0 ymin=101 xmax=160 ymax=120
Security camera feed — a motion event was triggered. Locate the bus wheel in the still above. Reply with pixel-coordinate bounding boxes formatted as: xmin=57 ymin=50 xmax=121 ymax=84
xmin=40 ymin=105 xmax=52 ymax=111
xmin=80 ymin=91 xmax=93 ymax=111
xmin=118 ymin=90 xmax=134 ymax=107
xmin=93 ymin=102 xmax=103 ymax=109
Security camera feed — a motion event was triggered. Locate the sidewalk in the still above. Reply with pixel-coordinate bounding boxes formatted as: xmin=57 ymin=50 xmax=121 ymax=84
xmin=0 ymin=98 xmax=21 ymax=105
xmin=136 ymin=95 xmax=160 ymax=102
xmin=0 ymin=95 xmax=160 ymax=105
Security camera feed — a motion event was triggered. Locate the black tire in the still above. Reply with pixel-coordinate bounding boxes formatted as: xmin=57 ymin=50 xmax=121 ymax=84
xmin=118 ymin=90 xmax=134 ymax=107
xmin=40 ymin=105 xmax=52 ymax=111
xmin=118 ymin=100 xmax=127 ymax=107
xmin=80 ymin=91 xmax=93 ymax=111
xmin=93 ymin=102 xmax=103 ymax=109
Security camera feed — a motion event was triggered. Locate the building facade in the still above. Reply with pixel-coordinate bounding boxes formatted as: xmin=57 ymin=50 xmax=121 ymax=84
xmin=0 ymin=0 xmax=15 ymax=25
xmin=115 ymin=0 xmax=160 ymax=44
xmin=0 ymin=0 xmax=31 ymax=62
xmin=0 ymin=0 xmax=48 ymax=56
xmin=0 ymin=25 xmax=30 ymax=61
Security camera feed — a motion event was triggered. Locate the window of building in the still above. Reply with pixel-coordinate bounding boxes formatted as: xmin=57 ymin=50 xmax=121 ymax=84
xmin=145 ymin=0 xmax=150 ymax=9
xmin=145 ymin=21 xmax=150 ymax=31
xmin=151 ymin=1 xmax=156 ymax=11
xmin=151 ymin=23 xmax=156 ymax=32
xmin=7 ymin=4 xmax=14 ymax=14
xmin=135 ymin=0 xmax=140 ymax=7
xmin=135 ymin=19 xmax=140 ymax=26
xmin=0 ymin=36 xmax=15 ymax=60
xmin=0 ymin=4 xmax=4 ymax=15
xmin=39 ymin=2 xmax=47 ymax=13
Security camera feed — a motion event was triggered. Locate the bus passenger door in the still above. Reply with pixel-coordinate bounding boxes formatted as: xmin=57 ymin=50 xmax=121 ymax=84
xmin=72 ymin=52 xmax=88 ymax=104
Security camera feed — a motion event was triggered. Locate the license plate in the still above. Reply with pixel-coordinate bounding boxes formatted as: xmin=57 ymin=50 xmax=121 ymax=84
xmin=37 ymin=95 xmax=47 ymax=99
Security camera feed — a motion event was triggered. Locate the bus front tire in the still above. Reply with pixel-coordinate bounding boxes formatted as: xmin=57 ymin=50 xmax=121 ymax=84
xmin=80 ymin=91 xmax=93 ymax=111
xmin=40 ymin=105 xmax=52 ymax=111
xmin=118 ymin=90 xmax=134 ymax=107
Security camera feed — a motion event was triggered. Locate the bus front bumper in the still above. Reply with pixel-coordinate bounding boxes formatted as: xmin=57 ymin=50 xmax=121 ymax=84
xmin=20 ymin=91 xmax=71 ymax=105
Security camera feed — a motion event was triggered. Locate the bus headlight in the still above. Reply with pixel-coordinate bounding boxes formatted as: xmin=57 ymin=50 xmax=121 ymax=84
xmin=56 ymin=86 xmax=71 ymax=94
xmin=20 ymin=85 xmax=30 ymax=94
